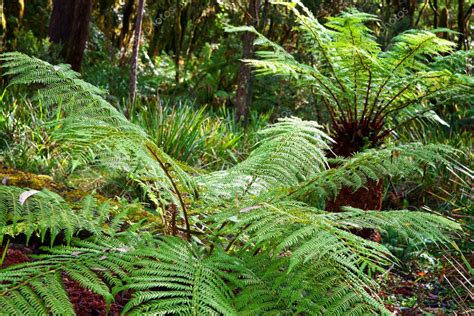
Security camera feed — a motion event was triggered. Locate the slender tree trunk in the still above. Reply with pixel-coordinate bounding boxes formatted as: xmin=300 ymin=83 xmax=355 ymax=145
xmin=49 ymin=0 xmax=92 ymax=71
xmin=457 ymin=0 xmax=465 ymax=50
xmin=235 ymin=0 xmax=261 ymax=124
xmin=128 ymin=0 xmax=145 ymax=112
xmin=148 ymin=9 xmax=162 ymax=57
xmin=432 ymin=0 xmax=439 ymax=28
xmin=118 ymin=0 xmax=134 ymax=48
xmin=3 ymin=0 xmax=23 ymax=48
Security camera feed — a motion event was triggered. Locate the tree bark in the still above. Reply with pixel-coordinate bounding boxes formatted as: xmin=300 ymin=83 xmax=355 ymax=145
xmin=235 ymin=0 xmax=261 ymax=124
xmin=49 ymin=0 xmax=93 ymax=71
xmin=118 ymin=0 xmax=134 ymax=48
xmin=432 ymin=0 xmax=439 ymax=28
xmin=457 ymin=0 xmax=465 ymax=50
xmin=128 ymin=0 xmax=145 ymax=110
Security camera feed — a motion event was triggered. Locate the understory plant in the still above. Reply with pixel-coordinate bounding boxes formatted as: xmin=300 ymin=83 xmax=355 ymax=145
xmin=0 ymin=52 xmax=463 ymax=314
xmin=229 ymin=0 xmax=472 ymax=157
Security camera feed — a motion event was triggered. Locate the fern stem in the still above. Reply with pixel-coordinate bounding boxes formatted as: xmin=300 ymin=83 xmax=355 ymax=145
xmin=145 ymin=143 xmax=191 ymax=241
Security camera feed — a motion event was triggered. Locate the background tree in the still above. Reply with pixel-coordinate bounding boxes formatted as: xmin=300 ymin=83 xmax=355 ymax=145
xmin=129 ymin=0 xmax=145 ymax=110
xmin=235 ymin=0 xmax=261 ymax=123
xmin=48 ymin=0 xmax=93 ymax=71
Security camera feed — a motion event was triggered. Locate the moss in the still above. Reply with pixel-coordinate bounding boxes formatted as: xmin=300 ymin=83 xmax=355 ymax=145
xmin=0 ymin=164 xmax=106 ymax=203
xmin=0 ymin=164 xmax=64 ymax=192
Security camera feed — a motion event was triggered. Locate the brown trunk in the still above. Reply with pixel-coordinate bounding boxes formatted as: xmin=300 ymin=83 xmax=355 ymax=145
xmin=235 ymin=0 xmax=261 ymax=124
xmin=457 ymin=0 xmax=465 ymax=50
xmin=439 ymin=7 xmax=449 ymax=39
xmin=394 ymin=0 xmax=416 ymax=27
xmin=432 ymin=0 xmax=439 ymax=28
xmin=128 ymin=0 xmax=145 ymax=108
xmin=49 ymin=0 xmax=92 ymax=71
xmin=326 ymin=140 xmax=383 ymax=242
xmin=3 ymin=0 xmax=23 ymax=48
xmin=325 ymin=179 xmax=384 ymax=213
xmin=148 ymin=9 xmax=162 ymax=57
xmin=118 ymin=0 xmax=135 ymax=48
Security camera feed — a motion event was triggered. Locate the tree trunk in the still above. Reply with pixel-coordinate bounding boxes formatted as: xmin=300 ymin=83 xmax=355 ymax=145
xmin=128 ymin=0 xmax=145 ymax=110
xmin=457 ymin=0 xmax=465 ymax=50
xmin=325 ymin=142 xmax=383 ymax=242
xmin=432 ymin=0 xmax=439 ymax=28
xmin=49 ymin=0 xmax=92 ymax=71
xmin=3 ymin=0 xmax=24 ymax=48
xmin=326 ymin=143 xmax=384 ymax=213
xmin=118 ymin=0 xmax=135 ymax=48
xmin=235 ymin=0 xmax=261 ymax=124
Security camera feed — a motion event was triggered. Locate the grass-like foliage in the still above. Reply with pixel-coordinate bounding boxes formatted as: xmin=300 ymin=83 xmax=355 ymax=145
xmin=0 ymin=53 xmax=463 ymax=315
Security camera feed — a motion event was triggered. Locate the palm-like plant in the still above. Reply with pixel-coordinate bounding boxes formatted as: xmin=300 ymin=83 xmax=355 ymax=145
xmin=0 ymin=52 xmax=464 ymax=315
xmin=229 ymin=0 xmax=472 ymax=157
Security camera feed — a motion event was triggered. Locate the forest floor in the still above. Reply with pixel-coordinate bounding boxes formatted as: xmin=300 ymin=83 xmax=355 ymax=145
xmin=1 ymin=167 xmax=471 ymax=315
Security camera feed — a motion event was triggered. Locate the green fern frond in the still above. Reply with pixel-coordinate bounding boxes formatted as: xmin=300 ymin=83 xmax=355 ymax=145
xmin=0 ymin=186 xmax=83 ymax=245
xmin=235 ymin=251 xmax=389 ymax=315
xmin=329 ymin=208 xmax=461 ymax=244
xmin=0 ymin=52 xmax=197 ymax=214
xmin=0 ymin=235 xmax=240 ymax=315
xmin=290 ymin=143 xmax=458 ymax=204
xmin=199 ymin=117 xmax=332 ymax=202
xmin=118 ymin=237 xmax=238 ymax=315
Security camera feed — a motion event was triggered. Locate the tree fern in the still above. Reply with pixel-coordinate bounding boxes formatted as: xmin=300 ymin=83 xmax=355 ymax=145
xmin=227 ymin=1 xmax=471 ymax=155
xmin=289 ymin=143 xmax=460 ymax=205
xmin=0 ymin=52 xmax=465 ymax=315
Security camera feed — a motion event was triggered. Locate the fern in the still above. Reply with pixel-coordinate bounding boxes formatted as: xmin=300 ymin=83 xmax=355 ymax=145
xmin=117 ymin=237 xmax=239 ymax=315
xmin=227 ymin=1 xmax=471 ymax=154
xmin=0 ymin=52 xmax=464 ymax=315
xmin=0 ymin=186 xmax=86 ymax=245
xmin=0 ymin=236 xmax=136 ymax=314
xmin=289 ymin=143 xmax=460 ymax=205
xmin=198 ymin=117 xmax=332 ymax=203
xmin=0 ymin=52 xmax=197 ymax=237
xmin=0 ymin=236 xmax=240 ymax=315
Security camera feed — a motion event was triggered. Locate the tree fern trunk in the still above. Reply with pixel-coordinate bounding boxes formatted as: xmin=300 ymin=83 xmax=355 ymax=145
xmin=326 ymin=141 xmax=384 ymax=242
xmin=325 ymin=179 xmax=384 ymax=213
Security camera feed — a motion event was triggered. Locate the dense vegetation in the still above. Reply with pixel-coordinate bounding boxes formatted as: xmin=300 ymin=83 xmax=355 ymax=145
xmin=0 ymin=0 xmax=472 ymax=315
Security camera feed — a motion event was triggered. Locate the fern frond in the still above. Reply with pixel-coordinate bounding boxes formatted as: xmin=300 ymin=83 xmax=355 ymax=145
xmin=118 ymin=237 xmax=238 ymax=315
xmin=235 ymin=251 xmax=389 ymax=315
xmin=0 ymin=52 xmax=196 ymax=214
xmin=198 ymin=117 xmax=332 ymax=202
xmin=0 ymin=236 xmax=135 ymax=314
xmin=329 ymin=207 xmax=461 ymax=244
xmin=0 ymin=186 xmax=83 ymax=245
xmin=0 ymin=235 xmax=240 ymax=315
xmin=290 ymin=143 xmax=459 ymax=205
